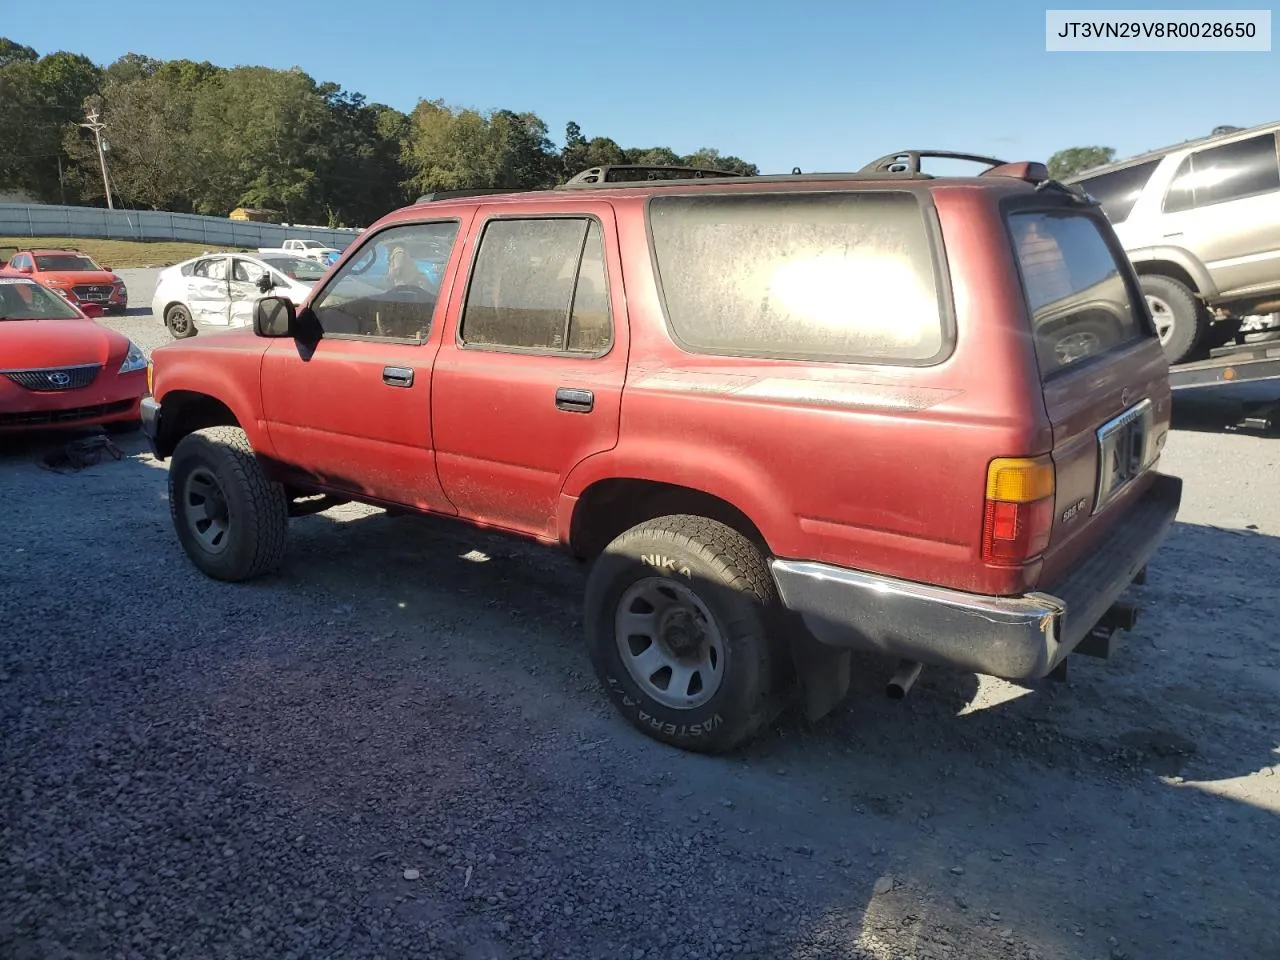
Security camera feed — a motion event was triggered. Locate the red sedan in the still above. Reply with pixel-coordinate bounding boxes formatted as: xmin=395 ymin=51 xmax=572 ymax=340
xmin=0 ymin=276 xmax=147 ymax=433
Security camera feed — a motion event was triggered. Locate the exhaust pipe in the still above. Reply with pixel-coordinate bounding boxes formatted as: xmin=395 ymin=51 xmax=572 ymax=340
xmin=886 ymin=660 xmax=923 ymax=700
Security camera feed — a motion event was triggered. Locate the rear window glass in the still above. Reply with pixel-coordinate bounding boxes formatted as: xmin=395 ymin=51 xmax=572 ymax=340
xmin=1074 ymin=159 xmax=1160 ymax=224
xmin=648 ymin=191 xmax=946 ymax=364
xmin=1008 ymin=210 xmax=1149 ymax=376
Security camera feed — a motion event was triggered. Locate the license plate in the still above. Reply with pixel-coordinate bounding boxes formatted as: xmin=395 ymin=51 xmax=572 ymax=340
xmin=1093 ymin=398 xmax=1158 ymax=513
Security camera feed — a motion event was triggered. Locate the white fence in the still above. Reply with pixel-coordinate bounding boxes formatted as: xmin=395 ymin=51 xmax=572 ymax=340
xmin=0 ymin=203 xmax=362 ymax=250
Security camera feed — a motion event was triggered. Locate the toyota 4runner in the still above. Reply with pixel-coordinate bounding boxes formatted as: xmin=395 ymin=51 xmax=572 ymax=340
xmin=141 ymin=153 xmax=1183 ymax=753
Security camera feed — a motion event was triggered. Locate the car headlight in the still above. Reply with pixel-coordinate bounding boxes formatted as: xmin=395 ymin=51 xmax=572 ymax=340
xmin=119 ymin=341 xmax=147 ymax=374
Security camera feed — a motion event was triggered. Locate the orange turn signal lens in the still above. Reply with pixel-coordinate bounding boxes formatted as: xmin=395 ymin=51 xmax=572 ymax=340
xmin=146 ymin=361 xmax=153 ymax=395
xmin=985 ymin=456 xmax=1055 ymax=503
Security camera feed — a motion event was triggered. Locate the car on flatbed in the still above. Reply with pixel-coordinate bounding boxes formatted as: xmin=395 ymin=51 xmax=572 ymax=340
xmin=1066 ymin=121 xmax=1280 ymax=365
xmin=140 ymin=154 xmax=1183 ymax=753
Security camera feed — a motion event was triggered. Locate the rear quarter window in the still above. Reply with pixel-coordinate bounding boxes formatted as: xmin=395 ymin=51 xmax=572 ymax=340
xmin=647 ymin=191 xmax=947 ymax=364
xmin=1007 ymin=209 xmax=1151 ymax=377
xmin=1074 ymin=159 xmax=1161 ymax=224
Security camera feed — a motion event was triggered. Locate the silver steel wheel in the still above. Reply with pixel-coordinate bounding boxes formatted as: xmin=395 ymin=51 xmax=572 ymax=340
xmin=614 ymin=577 xmax=726 ymax=710
xmin=1054 ymin=330 xmax=1100 ymax=365
xmin=181 ymin=466 xmax=231 ymax=554
xmin=1146 ymin=294 xmax=1175 ymax=345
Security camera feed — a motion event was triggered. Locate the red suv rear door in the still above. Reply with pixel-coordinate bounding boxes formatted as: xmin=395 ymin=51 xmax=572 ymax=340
xmin=1003 ymin=198 xmax=1172 ymax=584
xmin=430 ymin=200 xmax=628 ymax=539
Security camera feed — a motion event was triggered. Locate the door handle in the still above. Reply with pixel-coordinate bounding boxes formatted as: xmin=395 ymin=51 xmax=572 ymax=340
xmin=383 ymin=366 xmax=414 ymax=387
xmin=555 ymin=387 xmax=594 ymax=413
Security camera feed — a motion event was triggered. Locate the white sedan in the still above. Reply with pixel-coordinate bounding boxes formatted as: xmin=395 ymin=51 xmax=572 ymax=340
xmin=151 ymin=252 xmax=327 ymax=339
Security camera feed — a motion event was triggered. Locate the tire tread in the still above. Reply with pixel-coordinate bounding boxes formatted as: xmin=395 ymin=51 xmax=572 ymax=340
xmin=169 ymin=426 xmax=287 ymax=580
xmin=588 ymin=514 xmax=785 ymax=752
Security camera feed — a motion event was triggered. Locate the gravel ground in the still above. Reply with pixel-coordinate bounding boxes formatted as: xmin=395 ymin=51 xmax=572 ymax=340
xmin=2 ymin=283 xmax=1278 ymax=960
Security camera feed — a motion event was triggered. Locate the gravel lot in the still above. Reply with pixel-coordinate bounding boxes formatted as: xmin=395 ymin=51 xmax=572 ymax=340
xmin=2 ymin=271 xmax=1278 ymax=960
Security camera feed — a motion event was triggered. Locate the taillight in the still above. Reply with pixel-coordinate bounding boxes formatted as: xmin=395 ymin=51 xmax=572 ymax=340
xmin=982 ymin=455 xmax=1055 ymax=565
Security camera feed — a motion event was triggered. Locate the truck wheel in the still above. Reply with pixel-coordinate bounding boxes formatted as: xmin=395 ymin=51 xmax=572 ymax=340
xmin=1140 ymin=275 xmax=1205 ymax=365
xmin=165 ymin=304 xmax=196 ymax=339
xmin=168 ymin=426 xmax=288 ymax=582
xmin=584 ymin=515 xmax=786 ymax=753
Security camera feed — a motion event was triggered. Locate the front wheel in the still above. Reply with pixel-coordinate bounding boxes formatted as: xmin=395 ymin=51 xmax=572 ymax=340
xmin=168 ymin=426 xmax=288 ymax=581
xmin=583 ymin=515 xmax=787 ymax=753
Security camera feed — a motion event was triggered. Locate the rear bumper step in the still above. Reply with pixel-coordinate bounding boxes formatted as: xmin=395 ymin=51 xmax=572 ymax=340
xmin=770 ymin=472 xmax=1182 ymax=681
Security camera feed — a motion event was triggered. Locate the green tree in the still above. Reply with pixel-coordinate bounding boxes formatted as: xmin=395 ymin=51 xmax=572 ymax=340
xmin=0 ymin=45 xmax=101 ymax=202
xmin=0 ymin=37 xmax=37 ymax=69
xmin=1047 ymin=145 xmax=1115 ymax=180
xmin=63 ymin=73 xmax=200 ymax=210
xmin=682 ymin=147 xmax=758 ymax=176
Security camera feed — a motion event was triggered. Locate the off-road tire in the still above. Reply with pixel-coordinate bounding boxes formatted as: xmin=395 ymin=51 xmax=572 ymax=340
xmin=168 ymin=426 xmax=288 ymax=582
xmin=584 ymin=515 xmax=787 ymax=753
xmin=164 ymin=304 xmax=196 ymax=339
xmin=1141 ymin=274 xmax=1206 ymax=365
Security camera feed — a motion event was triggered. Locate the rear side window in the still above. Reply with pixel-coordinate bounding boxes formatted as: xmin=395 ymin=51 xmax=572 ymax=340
xmin=1008 ymin=210 xmax=1149 ymax=376
xmin=1163 ymin=133 xmax=1280 ymax=213
xmin=648 ymin=191 xmax=946 ymax=364
xmin=460 ymin=217 xmax=612 ymax=355
xmin=1075 ymin=159 xmax=1160 ymax=224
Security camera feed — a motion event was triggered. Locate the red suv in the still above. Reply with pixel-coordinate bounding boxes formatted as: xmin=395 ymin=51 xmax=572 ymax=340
xmin=141 ymin=154 xmax=1182 ymax=752
xmin=0 ymin=248 xmax=129 ymax=313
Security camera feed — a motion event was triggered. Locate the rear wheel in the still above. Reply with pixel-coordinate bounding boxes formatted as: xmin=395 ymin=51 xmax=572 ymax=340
xmin=1140 ymin=275 xmax=1206 ymax=365
xmin=168 ymin=426 xmax=288 ymax=581
xmin=164 ymin=304 xmax=196 ymax=339
xmin=583 ymin=515 xmax=787 ymax=753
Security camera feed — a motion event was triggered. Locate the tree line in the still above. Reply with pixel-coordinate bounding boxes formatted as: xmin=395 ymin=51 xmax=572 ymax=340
xmin=0 ymin=38 xmax=759 ymax=227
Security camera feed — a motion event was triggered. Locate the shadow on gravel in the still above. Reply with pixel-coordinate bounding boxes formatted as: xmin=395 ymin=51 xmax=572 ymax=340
xmin=1172 ymin=389 xmax=1280 ymax=436
xmin=4 ymin=455 xmax=1275 ymax=960
xmin=275 ymin=507 xmax=1280 ymax=959
xmin=0 ymin=424 xmax=147 ymax=462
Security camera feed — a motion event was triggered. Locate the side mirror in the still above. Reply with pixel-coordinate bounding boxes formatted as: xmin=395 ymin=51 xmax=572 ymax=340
xmin=254 ymin=296 xmax=296 ymax=338
xmin=80 ymin=302 xmax=104 ymax=318
xmin=256 ymin=273 xmax=274 ymax=293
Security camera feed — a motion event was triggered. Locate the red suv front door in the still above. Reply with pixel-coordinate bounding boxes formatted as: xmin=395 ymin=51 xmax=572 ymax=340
xmin=430 ymin=201 xmax=629 ymax=539
xmin=259 ymin=216 xmax=472 ymax=511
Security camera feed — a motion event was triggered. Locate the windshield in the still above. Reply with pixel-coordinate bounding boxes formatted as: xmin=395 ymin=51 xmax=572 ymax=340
xmin=34 ymin=253 xmax=101 ymax=272
xmin=261 ymin=255 xmax=326 ymax=282
xmin=0 ymin=278 xmax=84 ymax=320
xmin=297 ymin=240 xmax=323 ymax=249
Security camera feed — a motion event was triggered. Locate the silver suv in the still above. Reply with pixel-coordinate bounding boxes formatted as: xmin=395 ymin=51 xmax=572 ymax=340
xmin=1067 ymin=122 xmax=1280 ymax=364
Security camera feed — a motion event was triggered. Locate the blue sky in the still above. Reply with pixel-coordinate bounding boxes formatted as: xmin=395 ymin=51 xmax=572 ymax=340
xmin=10 ymin=0 xmax=1278 ymax=174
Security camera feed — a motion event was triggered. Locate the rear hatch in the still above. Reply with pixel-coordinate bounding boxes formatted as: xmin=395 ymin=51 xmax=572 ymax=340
xmin=1003 ymin=195 xmax=1171 ymax=585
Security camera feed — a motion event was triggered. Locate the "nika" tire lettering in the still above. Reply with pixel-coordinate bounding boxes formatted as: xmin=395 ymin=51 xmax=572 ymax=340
xmin=640 ymin=554 xmax=692 ymax=578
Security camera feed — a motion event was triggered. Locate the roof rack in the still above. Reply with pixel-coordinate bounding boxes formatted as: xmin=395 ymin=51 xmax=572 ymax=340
xmin=859 ymin=150 xmax=1011 ymax=176
xmin=559 ymin=164 xmax=745 ymax=188
xmin=414 ymin=187 xmax=523 ymax=204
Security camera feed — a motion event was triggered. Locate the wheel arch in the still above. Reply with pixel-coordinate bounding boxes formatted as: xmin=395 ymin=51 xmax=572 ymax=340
xmin=567 ymin=477 xmax=773 ymax=562
xmin=154 ymin=389 xmax=248 ymax=460
xmin=1129 ymin=252 xmax=1214 ymax=299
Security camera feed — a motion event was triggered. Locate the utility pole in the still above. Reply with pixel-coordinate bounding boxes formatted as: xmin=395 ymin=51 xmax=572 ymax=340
xmin=78 ymin=109 xmax=113 ymax=210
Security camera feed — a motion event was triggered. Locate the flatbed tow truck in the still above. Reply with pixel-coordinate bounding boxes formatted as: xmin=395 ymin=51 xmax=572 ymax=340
xmin=1169 ymin=330 xmax=1280 ymax=432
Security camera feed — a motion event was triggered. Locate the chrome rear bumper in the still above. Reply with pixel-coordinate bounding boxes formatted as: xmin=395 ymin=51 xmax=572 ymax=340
xmin=770 ymin=472 xmax=1182 ymax=680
